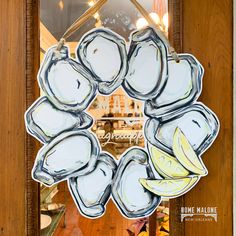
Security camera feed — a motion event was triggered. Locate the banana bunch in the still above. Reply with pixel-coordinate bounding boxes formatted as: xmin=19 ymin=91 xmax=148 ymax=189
xmin=140 ymin=127 xmax=207 ymax=198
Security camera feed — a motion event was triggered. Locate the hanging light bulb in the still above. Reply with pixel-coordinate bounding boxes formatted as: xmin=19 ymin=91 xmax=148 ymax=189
xmin=136 ymin=12 xmax=160 ymax=30
xmin=162 ymin=12 xmax=169 ymax=31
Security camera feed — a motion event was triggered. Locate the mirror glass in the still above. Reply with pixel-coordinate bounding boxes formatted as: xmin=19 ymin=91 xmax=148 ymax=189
xmin=39 ymin=1 xmax=170 ymax=235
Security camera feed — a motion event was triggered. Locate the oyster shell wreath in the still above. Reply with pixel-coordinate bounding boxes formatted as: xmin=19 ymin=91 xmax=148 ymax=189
xmin=25 ymin=26 xmax=219 ymax=219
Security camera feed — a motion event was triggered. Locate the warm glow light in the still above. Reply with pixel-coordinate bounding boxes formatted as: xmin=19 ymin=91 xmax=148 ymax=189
xmin=94 ymin=12 xmax=100 ymax=19
xmin=136 ymin=18 xmax=148 ymax=29
xmin=162 ymin=12 xmax=169 ymax=30
xmin=88 ymin=0 xmax=95 ymax=7
xmin=88 ymin=0 xmax=101 ymax=27
xmin=58 ymin=0 xmax=64 ymax=11
xmin=149 ymin=12 xmax=160 ymax=25
xmin=136 ymin=12 xmax=161 ymax=30
xmin=88 ymin=0 xmax=101 ymax=22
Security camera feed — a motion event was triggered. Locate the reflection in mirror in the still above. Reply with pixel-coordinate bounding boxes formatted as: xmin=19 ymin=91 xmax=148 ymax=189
xmin=39 ymin=1 xmax=169 ymax=235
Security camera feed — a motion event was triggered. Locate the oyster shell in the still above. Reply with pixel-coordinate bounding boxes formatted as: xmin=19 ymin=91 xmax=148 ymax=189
xmin=145 ymin=54 xmax=203 ymax=117
xmin=32 ymin=130 xmax=100 ymax=186
xmin=145 ymin=103 xmax=219 ymax=155
xmin=25 ymin=96 xmax=93 ymax=143
xmin=112 ymin=147 xmax=161 ymax=218
xmin=68 ymin=152 xmax=117 ymax=218
xmin=123 ymin=27 xmax=168 ymax=100
xmin=77 ymin=28 xmax=127 ymax=95
xmin=38 ymin=46 xmax=97 ymax=112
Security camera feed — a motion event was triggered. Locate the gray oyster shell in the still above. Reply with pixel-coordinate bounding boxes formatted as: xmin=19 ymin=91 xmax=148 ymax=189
xmin=32 ymin=130 xmax=100 ymax=186
xmin=38 ymin=45 xmax=97 ymax=112
xmin=145 ymin=54 xmax=204 ymax=117
xmin=145 ymin=103 xmax=219 ymax=155
xmin=112 ymin=147 xmax=161 ymax=218
xmin=68 ymin=152 xmax=117 ymax=218
xmin=77 ymin=28 xmax=128 ymax=95
xmin=122 ymin=27 xmax=168 ymax=100
xmin=25 ymin=96 xmax=93 ymax=143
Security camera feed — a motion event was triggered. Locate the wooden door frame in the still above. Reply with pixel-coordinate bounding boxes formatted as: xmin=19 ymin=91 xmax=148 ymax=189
xmin=23 ymin=0 xmax=183 ymax=235
xmin=168 ymin=1 xmax=184 ymax=235
xmin=181 ymin=1 xmax=233 ymax=235
xmin=2 ymin=1 xmax=233 ymax=235
xmin=0 ymin=0 xmax=40 ymax=235
xmin=233 ymin=0 xmax=236 ymax=235
xmin=25 ymin=0 xmax=40 ymax=235
xmin=25 ymin=0 xmax=236 ymax=236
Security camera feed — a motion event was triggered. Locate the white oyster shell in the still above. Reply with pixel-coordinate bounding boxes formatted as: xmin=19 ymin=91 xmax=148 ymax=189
xmin=123 ymin=27 xmax=168 ymax=100
xmin=112 ymin=147 xmax=161 ymax=218
xmin=145 ymin=103 xmax=219 ymax=155
xmin=32 ymin=130 xmax=100 ymax=186
xmin=145 ymin=54 xmax=204 ymax=117
xmin=77 ymin=28 xmax=127 ymax=95
xmin=69 ymin=153 xmax=117 ymax=218
xmin=38 ymin=46 xmax=97 ymax=112
xmin=25 ymin=96 xmax=93 ymax=143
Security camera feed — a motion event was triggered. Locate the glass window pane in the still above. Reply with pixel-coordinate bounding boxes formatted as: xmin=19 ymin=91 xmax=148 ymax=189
xmin=39 ymin=1 xmax=170 ymax=235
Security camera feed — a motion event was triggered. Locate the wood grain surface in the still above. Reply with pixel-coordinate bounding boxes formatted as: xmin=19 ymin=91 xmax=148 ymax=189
xmin=0 ymin=0 xmax=233 ymax=235
xmin=182 ymin=0 xmax=233 ymax=235
xmin=54 ymin=193 xmax=136 ymax=236
xmin=0 ymin=1 xmax=26 ymax=235
xmin=168 ymin=1 xmax=186 ymax=236
xmin=25 ymin=0 xmax=40 ymax=235
xmin=0 ymin=0 xmax=40 ymax=235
